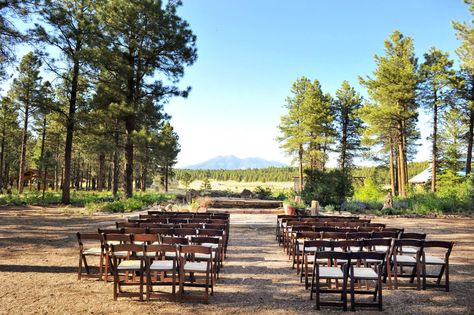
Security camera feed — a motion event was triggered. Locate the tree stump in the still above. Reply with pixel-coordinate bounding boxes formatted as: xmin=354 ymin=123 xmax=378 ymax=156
xmin=382 ymin=192 xmax=393 ymax=209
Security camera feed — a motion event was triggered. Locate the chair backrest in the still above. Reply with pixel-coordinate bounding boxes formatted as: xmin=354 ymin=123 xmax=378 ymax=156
xmin=303 ymin=239 xmax=332 ymax=251
xmin=104 ymin=233 xmax=133 ymax=244
xmin=190 ymin=236 xmax=220 ymax=245
xmin=98 ymin=228 xmax=124 ymax=234
xmin=401 ymin=232 xmax=426 ymax=240
xmin=133 ymin=233 xmax=159 ymax=244
xmin=148 ymin=227 xmax=174 ymax=236
xmin=199 ymin=229 xmax=224 ymax=238
xmin=204 ymin=223 xmax=226 ymax=230
xmin=174 ymin=228 xmax=198 ymax=237
xmin=346 ymin=232 xmax=372 ymax=240
xmin=314 ymin=226 xmax=337 ymax=232
xmin=123 ymin=227 xmax=147 ymax=234
xmin=295 ymin=231 xmax=321 ymax=240
xmin=292 ymin=225 xmax=314 ymax=233
xmin=181 ymin=223 xmax=204 ymax=229
xmin=77 ymin=232 xmax=103 ymax=246
xmin=161 ymin=236 xmax=188 ymax=245
xmin=315 ymin=250 xmax=349 ymax=261
xmin=372 ymin=231 xmax=398 ymax=239
xmin=321 ymin=231 xmax=347 ymax=240
xmin=116 ymin=222 xmax=137 ymax=228
xmin=357 ymin=226 xmax=381 ymax=232
xmin=169 ymin=218 xmax=189 ymax=224
xmin=366 ymin=223 xmax=386 ymax=229
xmin=147 ymin=218 xmax=169 ymax=224
xmin=422 ymin=240 xmax=454 ymax=259
xmin=335 ymin=239 xmax=362 ymax=251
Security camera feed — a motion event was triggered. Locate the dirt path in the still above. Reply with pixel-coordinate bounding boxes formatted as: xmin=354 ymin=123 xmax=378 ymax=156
xmin=0 ymin=207 xmax=472 ymax=314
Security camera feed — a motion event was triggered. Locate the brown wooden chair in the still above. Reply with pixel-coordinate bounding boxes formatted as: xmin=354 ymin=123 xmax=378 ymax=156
xmin=103 ymin=233 xmax=133 ymax=282
xmin=123 ymin=227 xmax=147 ymax=234
xmin=190 ymin=236 xmax=221 ymax=282
xmin=116 ymin=222 xmax=138 ymax=228
xmin=310 ymin=250 xmax=350 ymax=311
xmin=294 ymin=231 xmax=321 ymax=274
xmin=391 ymin=239 xmax=423 ymax=290
xmin=302 ymin=239 xmax=332 ymax=290
xmin=349 ymin=251 xmax=386 ymax=311
xmin=111 ymin=243 xmax=145 ymax=301
xmin=346 ymin=232 xmax=372 ymax=240
xmin=421 ymin=240 xmax=454 ymax=291
xmin=178 ymin=245 xmax=213 ymax=303
xmin=76 ymin=232 xmax=105 ymax=280
xmin=198 ymin=229 xmax=226 ymax=265
xmin=134 ymin=233 xmax=159 ymax=245
xmin=363 ymin=238 xmax=393 ymax=289
xmin=144 ymin=244 xmax=178 ymax=300
xmin=174 ymin=228 xmax=198 ymax=239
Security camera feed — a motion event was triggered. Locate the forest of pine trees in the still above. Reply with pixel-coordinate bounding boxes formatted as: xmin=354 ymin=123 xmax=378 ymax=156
xmin=0 ymin=1 xmax=192 ymax=202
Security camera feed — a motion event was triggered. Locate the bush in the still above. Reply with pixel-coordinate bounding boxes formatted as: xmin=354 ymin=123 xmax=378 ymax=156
xmin=253 ymin=186 xmax=272 ymax=200
xmin=353 ymin=178 xmax=385 ymax=202
xmin=301 ymin=169 xmax=353 ymax=208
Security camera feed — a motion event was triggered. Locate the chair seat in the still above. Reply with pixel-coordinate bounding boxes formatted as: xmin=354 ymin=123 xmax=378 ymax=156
xmin=113 ymin=251 xmax=130 ymax=257
xmin=353 ymin=267 xmax=378 ymax=279
xmin=195 ymin=252 xmax=215 ymax=260
xmin=401 ymin=247 xmax=418 ymax=254
xmin=150 ymin=260 xmax=175 ymax=271
xmin=165 ymin=252 xmax=184 ymax=258
xmin=83 ymin=247 xmax=102 ymax=255
xmin=374 ymin=245 xmax=389 ymax=252
xmin=183 ymin=262 xmax=209 ymax=272
xmin=117 ymin=260 xmax=142 ymax=270
xmin=394 ymin=255 xmax=416 ymax=264
xmin=307 ymin=256 xmax=327 ymax=263
xmin=137 ymin=252 xmax=159 ymax=257
xmin=202 ymin=243 xmax=219 ymax=249
xmin=318 ymin=266 xmax=344 ymax=278
xmin=365 ymin=258 xmax=384 ymax=263
xmin=424 ymin=255 xmax=445 ymax=265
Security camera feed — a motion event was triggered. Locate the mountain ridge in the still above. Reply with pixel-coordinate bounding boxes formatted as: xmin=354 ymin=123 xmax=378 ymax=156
xmin=182 ymin=155 xmax=288 ymax=170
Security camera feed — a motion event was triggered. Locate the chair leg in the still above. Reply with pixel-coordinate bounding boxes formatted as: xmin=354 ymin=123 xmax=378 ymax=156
xmin=113 ymin=267 xmax=118 ymax=300
xmin=445 ymin=263 xmax=449 ymax=292
xmin=78 ymin=253 xmax=83 ymax=280
xmin=350 ymin=270 xmax=356 ymax=311
xmin=139 ymin=269 xmax=143 ymax=302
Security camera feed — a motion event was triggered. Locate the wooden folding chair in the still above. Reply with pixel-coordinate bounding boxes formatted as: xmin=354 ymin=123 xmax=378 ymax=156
xmin=179 ymin=245 xmax=213 ymax=303
xmin=294 ymin=231 xmax=320 ymax=274
xmin=363 ymin=238 xmax=393 ymax=289
xmin=421 ymin=240 xmax=454 ymax=291
xmin=76 ymin=232 xmax=105 ymax=280
xmin=190 ymin=236 xmax=221 ymax=282
xmin=310 ymin=251 xmax=350 ymax=311
xmin=302 ymin=239 xmax=331 ymax=290
xmin=391 ymin=239 xmax=423 ymax=290
xmin=144 ymin=244 xmax=178 ymax=300
xmin=103 ymin=233 xmax=133 ymax=282
xmin=349 ymin=251 xmax=386 ymax=311
xmin=111 ymin=243 xmax=145 ymax=301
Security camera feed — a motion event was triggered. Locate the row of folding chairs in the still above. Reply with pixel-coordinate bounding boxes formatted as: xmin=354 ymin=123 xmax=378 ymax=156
xmin=289 ymin=231 xmax=415 ymax=271
xmin=304 ymin=238 xmax=454 ymax=311
xmin=109 ymin=243 xmax=217 ymax=302
xmin=280 ymin=224 xmax=399 ymax=254
xmin=146 ymin=211 xmax=229 ymax=219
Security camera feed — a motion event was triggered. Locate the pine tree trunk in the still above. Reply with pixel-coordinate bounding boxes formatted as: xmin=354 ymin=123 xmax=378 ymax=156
xmin=389 ymin=139 xmax=396 ymax=196
xmin=398 ymin=138 xmax=406 ymax=197
xmin=98 ymin=153 xmax=105 ymax=191
xmin=141 ymin=163 xmax=147 ymax=192
xmin=113 ymin=131 xmax=120 ymax=198
xmin=0 ymin=120 xmax=5 ymax=193
xmin=165 ymin=164 xmax=169 ymax=192
xmin=18 ymin=102 xmax=29 ymax=193
xmin=107 ymin=159 xmax=112 ymax=191
xmin=466 ymin=107 xmax=474 ymax=175
xmin=431 ymin=102 xmax=438 ymax=192
xmin=61 ymin=58 xmax=80 ymax=204
xmin=124 ymin=118 xmax=134 ymax=198
xmin=38 ymin=117 xmax=47 ymax=191
xmin=340 ymin=110 xmax=348 ymax=171
xmin=298 ymin=145 xmax=304 ymax=192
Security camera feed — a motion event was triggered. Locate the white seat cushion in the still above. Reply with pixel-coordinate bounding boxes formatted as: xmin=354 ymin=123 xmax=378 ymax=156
xmin=202 ymin=243 xmax=219 ymax=249
xmin=424 ymin=255 xmax=445 ymax=265
xmin=394 ymin=255 xmax=416 ymax=264
xmin=112 ymin=251 xmax=129 ymax=257
xmin=401 ymin=247 xmax=418 ymax=254
xmin=117 ymin=260 xmax=141 ymax=270
xmin=137 ymin=252 xmax=158 ymax=257
xmin=365 ymin=258 xmax=384 ymax=263
xmin=183 ymin=262 xmax=208 ymax=272
xmin=353 ymin=267 xmax=378 ymax=279
xmin=150 ymin=260 xmax=174 ymax=271
xmin=307 ymin=256 xmax=327 ymax=263
xmin=83 ymin=247 xmax=102 ymax=255
xmin=349 ymin=246 xmax=362 ymax=252
xmin=195 ymin=252 xmax=215 ymax=260
xmin=318 ymin=266 xmax=344 ymax=278
xmin=374 ymin=245 xmax=389 ymax=253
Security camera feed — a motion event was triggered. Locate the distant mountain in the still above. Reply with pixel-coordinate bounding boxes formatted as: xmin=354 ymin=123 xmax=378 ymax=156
xmin=183 ymin=155 xmax=287 ymax=170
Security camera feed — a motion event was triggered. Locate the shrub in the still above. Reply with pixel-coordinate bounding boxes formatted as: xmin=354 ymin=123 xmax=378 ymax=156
xmin=301 ymin=169 xmax=353 ymax=208
xmin=253 ymin=186 xmax=272 ymax=200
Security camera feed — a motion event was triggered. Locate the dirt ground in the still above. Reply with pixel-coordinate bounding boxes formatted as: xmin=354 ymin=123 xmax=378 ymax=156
xmin=0 ymin=206 xmax=473 ymax=315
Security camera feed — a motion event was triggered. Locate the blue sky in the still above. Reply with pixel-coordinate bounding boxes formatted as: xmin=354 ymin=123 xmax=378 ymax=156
xmin=165 ymin=0 xmax=471 ymax=167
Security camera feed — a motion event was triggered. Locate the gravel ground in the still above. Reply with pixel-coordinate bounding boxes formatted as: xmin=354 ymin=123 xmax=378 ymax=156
xmin=0 ymin=206 xmax=472 ymax=315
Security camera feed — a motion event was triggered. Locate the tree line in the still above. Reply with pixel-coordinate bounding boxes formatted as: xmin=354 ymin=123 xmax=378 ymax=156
xmin=175 ymin=161 xmax=430 ymax=186
xmin=278 ymin=2 xmax=474 ymax=197
xmin=0 ymin=0 xmax=194 ymax=203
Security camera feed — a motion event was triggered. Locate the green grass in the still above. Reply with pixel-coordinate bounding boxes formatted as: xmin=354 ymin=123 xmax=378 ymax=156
xmin=0 ymin=190 xmax=175 ymax=213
